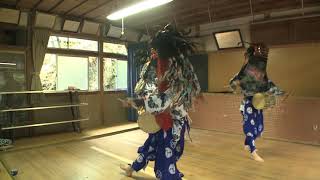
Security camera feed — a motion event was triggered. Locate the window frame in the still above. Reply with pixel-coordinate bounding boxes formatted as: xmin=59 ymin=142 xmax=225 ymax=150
xmin=0 ymin=49 xmax=27 ymax=91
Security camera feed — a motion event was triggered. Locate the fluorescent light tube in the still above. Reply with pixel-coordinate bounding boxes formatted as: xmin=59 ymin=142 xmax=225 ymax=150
xmin=0 ymin=63 xmax=16 ymax=66
xmin=107 ymin=0 xmax=173 ymax=20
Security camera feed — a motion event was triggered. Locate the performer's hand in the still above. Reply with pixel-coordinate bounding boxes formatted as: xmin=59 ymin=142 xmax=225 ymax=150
xmin=118 ymin=98 xmax=129 ymax=107
xmin=266 ymin=91 xmax=274 ymax=96
xmin=280 ymin=92 xmax=291 ymax=104
xmin=118 ymin=98 xmax=135 ymax=108
xmin=229 ymin=80 xmax=240 ymax=94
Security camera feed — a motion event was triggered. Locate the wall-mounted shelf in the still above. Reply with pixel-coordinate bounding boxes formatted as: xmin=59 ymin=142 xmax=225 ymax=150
xmin=0 ymin=103 xmax=88 ymax=113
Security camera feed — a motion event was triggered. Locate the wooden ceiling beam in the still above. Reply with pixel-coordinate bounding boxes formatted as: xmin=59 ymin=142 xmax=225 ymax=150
xmin=48 ymin=0 xmax=65 ymax=12
xmin=80 ymin=0 xmax=113 ymax=17
xmin=139 ymin=0 xmax=249 ymax=26
xmin=91 ymin=0 xmax=320 ymax=30
xmin=16 ymin=0 xmax=21 ymax=8
xmin=179 ymin=17 xmax=211 ymax=28
xmin=176 ymin=11 xmax=210 ymax=23
xmin=93 ymin=0 xmax=248 ymax=25
xmin=178 ymin=13 xmax=210 ymax=25
xmin=64 ymin=0 xmax=89 ymax=15
xmin=304 ymin=0 xmax=320 ymax=6
xmin=32 ymin=0 xmax=44 ymax=10
xmin=142 ymin=1 xmax=249 ymax=27
xmin=130 ymin=6 xmax=206 ymax=27
xmin=252 ymin=0 xmax=300 ymax=12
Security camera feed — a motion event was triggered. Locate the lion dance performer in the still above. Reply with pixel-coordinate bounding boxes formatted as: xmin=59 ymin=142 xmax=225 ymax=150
xmin=120 ymin=24 xmax=201 ymax=179
xmin=229 ymin=43 xmax=283 ymax=162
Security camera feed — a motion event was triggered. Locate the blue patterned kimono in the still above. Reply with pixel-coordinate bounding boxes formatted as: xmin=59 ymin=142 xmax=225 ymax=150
xmin=131 ymin=25 xmax=200 ymax=179
xmin=230 ymin=44 xmax=283 ymax=153
xmin=131 ymin=90 xmax=189 ymax=180
xmin=241 ymin=97 xmax=264 ymax=153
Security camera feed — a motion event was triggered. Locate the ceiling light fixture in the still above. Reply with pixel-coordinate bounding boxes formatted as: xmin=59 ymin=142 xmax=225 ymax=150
xmin=107 ymin=0 xmax=173 ymax=20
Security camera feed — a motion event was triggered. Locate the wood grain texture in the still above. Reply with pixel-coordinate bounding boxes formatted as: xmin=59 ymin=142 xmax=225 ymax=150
xmin=208 ymin=43 xmax=320 ymax=97
xmin=9 ymin=0 xmax=320 ymax=28
xmin=190 ymin=93 xmax=320 ymax=145
xmin=7 ymin=122 xmax=138 ymax=152
xmin=1 ymin=129 xmax=320 ymax=180
xmin=0 ymin=161 xmax=12 ymax=180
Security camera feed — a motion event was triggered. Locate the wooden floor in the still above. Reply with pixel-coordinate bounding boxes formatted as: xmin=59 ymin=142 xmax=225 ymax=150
xmin=1 ymin=128 xmax=320 ymax=180
xmin=6 ymin=122 xmax=139 ymax=152
xmin=0 ymin=161 xmax=12 ymax=180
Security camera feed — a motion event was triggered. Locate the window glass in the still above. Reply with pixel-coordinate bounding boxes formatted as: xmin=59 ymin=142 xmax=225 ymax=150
xmin=103 ymin=42 xmax=127 ymax=55
xmin=40 ymin=54 xmax=99 ymax=91
xmin=0 ymin=52 xmax=26 ymax=91
xmin=57 ymin=56 xmax=88 ymax=91
xmin=48 ymin=36 xmax=98 ymax=51
xmin=103 ymin=58 xmax=127 ymax=90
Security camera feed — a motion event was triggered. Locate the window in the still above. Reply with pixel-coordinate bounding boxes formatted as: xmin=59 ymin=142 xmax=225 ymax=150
xmin=48 ymin=36 xmax=98 ymax=51
xmin=43 ymin=35 xmax=128 ymax=92
xmin=103 ymin=58 xmax=127 ymax=90
xmin=40 ymin=54 xmax=99 ymax=91
xmin=0 ymin=52 xmax=26 ymax=91
xmin=103 ymin=42 xmax=127 ymax=55
xmin=213 ymin=30 xmax=243 ymax=50
xmin=42 ymin=35 xmax=99 ymax=92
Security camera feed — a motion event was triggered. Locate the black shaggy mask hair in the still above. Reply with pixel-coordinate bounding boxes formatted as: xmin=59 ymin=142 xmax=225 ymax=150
xmin=246 ymin=43 xmax=269 ymax=60
xmin=150 ymin=24 xmax=195 ymax=59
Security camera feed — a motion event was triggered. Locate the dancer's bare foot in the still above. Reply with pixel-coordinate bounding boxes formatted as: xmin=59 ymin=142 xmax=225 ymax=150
xmin=244 ymin=145 xmax=258 ymax=152
xmin=251 ymin=150 xmax=264 ymax=162
xmin=120 ymin=164 xmax=133 ymax=177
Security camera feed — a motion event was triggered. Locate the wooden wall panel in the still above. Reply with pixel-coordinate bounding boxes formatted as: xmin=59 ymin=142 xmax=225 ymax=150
xmin=208 ymin=43 xmax=320 ymax=97
xmin=19 ymin=92 xmax=128 ymax=136
xmin=251 ymin=16 xmax=320 ymax=45
xmin=31 ymin=93 xmax=101 ymax=135
xmin=251 ymin=21 xmax=291 ymax=45
xmin=294 ymin=17 xmax=320 ymax=42
xmin=208 ymin=49 xmax=244 ymax=93
xmin=190 ymin=93 xmax=320 ymax=145
xmin=103 ymin=92 xmax=128 ymax=125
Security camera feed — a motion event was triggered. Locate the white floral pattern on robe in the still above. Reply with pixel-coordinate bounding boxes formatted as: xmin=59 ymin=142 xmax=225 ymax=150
xmin=141 ymin=90 xmax=188 ymax=143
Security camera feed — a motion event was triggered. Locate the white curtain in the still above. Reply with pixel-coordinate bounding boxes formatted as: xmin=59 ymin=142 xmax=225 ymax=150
xmin=31 ymin=29 xmax=50 ymax=90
